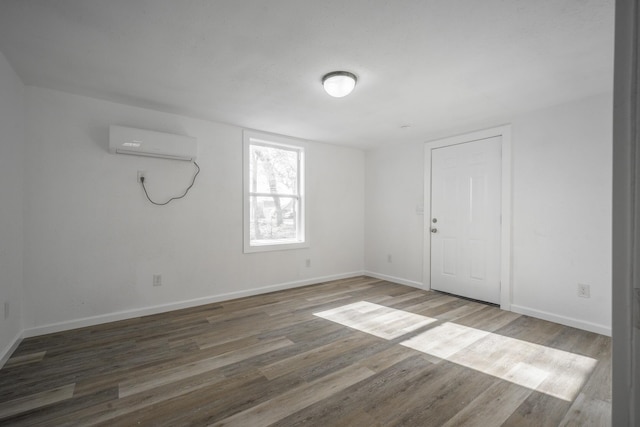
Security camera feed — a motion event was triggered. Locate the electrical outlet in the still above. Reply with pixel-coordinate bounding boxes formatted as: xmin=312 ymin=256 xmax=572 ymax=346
xmin=153 ymin=274 xmax=162 ymax=287
xmin=577 ymin=283 xmax=590 ymax=298
xmin=305 ymin=259 xmax=311 ymax=268
xmin=137 ymin=171 xmax=146 ymax=183
xmin=387 ymin=254 xmax=392 ymax=263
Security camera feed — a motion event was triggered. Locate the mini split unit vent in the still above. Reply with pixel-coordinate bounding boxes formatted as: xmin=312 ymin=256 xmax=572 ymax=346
xmin=109 ymin=125 xmax=197 ymax=161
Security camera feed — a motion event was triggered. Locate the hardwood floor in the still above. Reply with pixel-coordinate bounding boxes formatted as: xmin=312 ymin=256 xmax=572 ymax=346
xmin=0 ymin=276 xmax=611 ymax=426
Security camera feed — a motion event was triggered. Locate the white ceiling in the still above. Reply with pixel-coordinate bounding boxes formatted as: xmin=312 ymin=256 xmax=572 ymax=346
xmin=0 ymin=0 xmax=614 ymax=149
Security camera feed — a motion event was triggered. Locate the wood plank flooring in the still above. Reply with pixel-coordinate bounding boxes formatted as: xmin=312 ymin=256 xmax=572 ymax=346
xmin=0 ymin=276 xmax=611 ymax=426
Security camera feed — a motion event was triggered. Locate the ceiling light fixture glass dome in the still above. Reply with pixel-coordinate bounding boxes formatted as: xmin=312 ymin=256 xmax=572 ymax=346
xmin=322 ymin=71 xmax=357 ymax=98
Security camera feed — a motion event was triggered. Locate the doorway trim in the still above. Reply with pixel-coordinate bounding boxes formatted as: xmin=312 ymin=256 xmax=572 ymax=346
xmin=423 ymin=125 xmax=512 ymax=310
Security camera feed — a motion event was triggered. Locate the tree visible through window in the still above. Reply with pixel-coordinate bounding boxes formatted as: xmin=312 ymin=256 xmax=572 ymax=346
xmin=244 ymin=131 xmax=306 ymax=252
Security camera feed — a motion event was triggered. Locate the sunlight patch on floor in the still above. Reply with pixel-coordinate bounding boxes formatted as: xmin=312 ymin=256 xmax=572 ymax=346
xmin=401 ymin=322 xmax=491 ymax=359
xmin=315 ymin=301 xmax=597 ymax=402
xmin=403 ymin=323 xmax=597 ymax=401
xmin=313 ymin=301 xmax=437 ymax=340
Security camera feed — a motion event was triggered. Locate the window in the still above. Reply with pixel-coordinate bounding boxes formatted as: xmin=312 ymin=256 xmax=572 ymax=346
xmin=243 ymin=131 xmax=307 ymax=253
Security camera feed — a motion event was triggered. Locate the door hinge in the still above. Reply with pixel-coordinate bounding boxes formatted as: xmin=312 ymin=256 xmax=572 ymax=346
xmin=634 ymin=288 xmax=640 ymax=330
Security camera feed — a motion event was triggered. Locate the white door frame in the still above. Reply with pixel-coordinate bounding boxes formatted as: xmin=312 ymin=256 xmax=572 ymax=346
xmin=612 ymin=0 xmax=639 ymax=422
xmin=423 ymin=125 xmax=512 ymax=310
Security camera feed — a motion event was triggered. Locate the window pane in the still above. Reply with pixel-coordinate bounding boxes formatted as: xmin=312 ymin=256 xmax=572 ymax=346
xmin=249 ymin=196 xmax=299 ymax=243
xmin=243 ymin=131 xmax=306 ymax=253
xmin=250 ymin=145 xmax=298 ymax=195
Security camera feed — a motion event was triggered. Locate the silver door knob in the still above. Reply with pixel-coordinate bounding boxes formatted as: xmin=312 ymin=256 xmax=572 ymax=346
xmin=431 ymin=228 xmax=438 ymax=233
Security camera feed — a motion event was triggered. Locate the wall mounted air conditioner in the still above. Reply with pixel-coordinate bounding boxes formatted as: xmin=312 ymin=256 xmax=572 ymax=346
xmin=109 ymin=125 xmax=197 ymax=161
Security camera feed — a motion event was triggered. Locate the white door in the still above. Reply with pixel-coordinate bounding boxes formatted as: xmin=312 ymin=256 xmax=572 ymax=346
xmin=430 ymin=136 xmax=502 ymax=304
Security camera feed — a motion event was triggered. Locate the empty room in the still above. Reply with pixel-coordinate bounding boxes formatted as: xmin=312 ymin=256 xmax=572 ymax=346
xmin=0 ymin=0 xmax=635 ymax=425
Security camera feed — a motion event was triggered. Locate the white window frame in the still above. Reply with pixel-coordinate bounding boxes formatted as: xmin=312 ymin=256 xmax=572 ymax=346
xmin=243 ymin=130 xmax=308 ymax=253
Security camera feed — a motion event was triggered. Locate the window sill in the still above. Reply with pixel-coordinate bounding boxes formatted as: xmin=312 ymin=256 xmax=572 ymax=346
xmin=243 ymin=240 xmax=309 ymax=253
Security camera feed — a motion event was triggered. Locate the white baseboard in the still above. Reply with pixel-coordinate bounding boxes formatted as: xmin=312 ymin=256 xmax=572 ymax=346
xmin=364 ymin=271 xmax=424 ymax=289
xmin=23 ymin=271 xmax=365 ymax=338
xmin=510 ymin=304 xmax=611 ymax=336
xmin=364 ymin=272 xmax=611 ymax=336
xmin=0 ymin=331 xmax=23 ymax=368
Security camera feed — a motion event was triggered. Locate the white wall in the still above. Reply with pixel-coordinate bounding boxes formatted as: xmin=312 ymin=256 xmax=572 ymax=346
xmin=510 ymin=94 xmax=612 ymax=334
xmin=0 ymin=51 xmax=25 ymax=362
xmin=365 ymin=93 xmax=612 ymax=335
xmin=4 ymin=77 xmax=611 ymax=341
xmin=364 ymin=142 xmax=424 ymax=287
xmin=22 ymin=87 xmax=364 ymax=333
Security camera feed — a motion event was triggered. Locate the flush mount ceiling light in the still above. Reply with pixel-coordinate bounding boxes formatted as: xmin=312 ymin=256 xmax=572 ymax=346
xmin=322 ymin=71 xmax=357 ymax=98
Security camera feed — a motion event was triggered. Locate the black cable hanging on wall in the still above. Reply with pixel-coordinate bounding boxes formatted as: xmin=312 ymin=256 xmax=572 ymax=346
xmin=140 ymin=162 xmax=200 ymax=205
